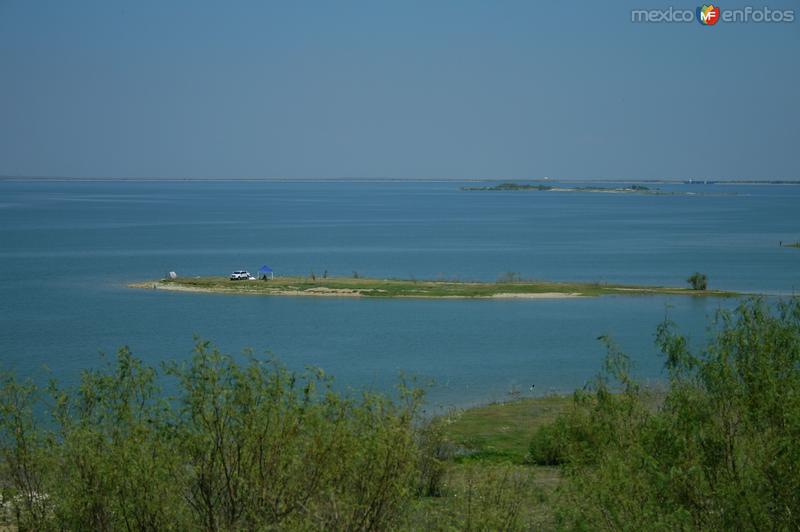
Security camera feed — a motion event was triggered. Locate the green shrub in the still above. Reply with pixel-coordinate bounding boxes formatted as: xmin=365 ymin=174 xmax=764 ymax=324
xmin=687 ymin=271 xmax=707 ymax=290
xmin=527 ymin=418 xmax=567 ymax=465
xmin=0 ymin=341 xmax=425 ymax=530
xmin=540 ymin=298 xmax=800 ymax=530
xmin=497 ymin=271 xmax=521 ymax=283
xmin=415 ymin=418 xmax=456 ymax=497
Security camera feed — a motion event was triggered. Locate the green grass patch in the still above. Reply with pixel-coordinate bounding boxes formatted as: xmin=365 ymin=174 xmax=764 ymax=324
xmin=407 ymin=462 xmax=560 ymax=530
xmin=409 ymin=396 xmax=572 ymax=529
xmin=441 ymin=396 xmax=572 ymax=464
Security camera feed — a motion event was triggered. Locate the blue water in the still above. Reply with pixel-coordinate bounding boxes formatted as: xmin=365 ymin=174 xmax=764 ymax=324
xmin=1 ymin=179 xmax=798 ymax=406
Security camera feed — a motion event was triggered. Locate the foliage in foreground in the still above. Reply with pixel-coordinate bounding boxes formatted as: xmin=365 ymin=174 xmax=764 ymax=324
xmin=0 ymin=342 xmax=427 ymax=530
xmin=0 ymin=341 xmax=543 ymax=531
xmin=4 ymin=298 xmax=797 ymax=530
xmin=529 ymin=298 xmax=800 ymax=530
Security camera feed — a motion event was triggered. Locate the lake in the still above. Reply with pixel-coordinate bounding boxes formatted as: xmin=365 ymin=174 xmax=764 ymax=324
xmin=0 ymin=179 xmax=798 ymax=407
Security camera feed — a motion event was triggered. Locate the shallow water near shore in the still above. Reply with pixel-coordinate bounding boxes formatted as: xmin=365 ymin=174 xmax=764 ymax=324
xmin=0 ymin=179 xmax=798 ymax=406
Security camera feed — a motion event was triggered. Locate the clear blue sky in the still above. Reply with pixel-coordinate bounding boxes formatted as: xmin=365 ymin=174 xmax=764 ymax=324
xmin=1 ymin=0 xmax=797 ymax=179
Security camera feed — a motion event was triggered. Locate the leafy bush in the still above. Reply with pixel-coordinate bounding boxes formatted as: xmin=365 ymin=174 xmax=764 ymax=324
xmin=415 ymin=418 xmax=456 ymax=497
xmin=0 ymin=340 xmax=556 ymax=530
xmin=497 ymin=271 xmax=522 ymax=283
xmin=0 ymin=341 xmax=425 ymax=530
xmin=687 ymin=271 xmax=708 ymax=290
xmin=538 ymin=298 xmax=800 ymax=530
xmin=527 ymin=418 xmax=567 ymax=466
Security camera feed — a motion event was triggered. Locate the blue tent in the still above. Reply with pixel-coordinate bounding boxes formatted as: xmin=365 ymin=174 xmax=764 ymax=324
xmin=258 ymin=265 xmax=273 ymax=280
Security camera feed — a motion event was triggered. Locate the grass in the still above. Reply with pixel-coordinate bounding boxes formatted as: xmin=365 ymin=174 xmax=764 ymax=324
xmin=441 ymin=395 xmax=572 ymax=464
xmin=408 ymin=396 xmax=573 ymax=529
xmin=131 ymin=275 xmax=741 ymax=299
xmin=408 ymin=462 xmax=560 ymax=529
xmin=783 ymin=242 xmax=800 ymax=248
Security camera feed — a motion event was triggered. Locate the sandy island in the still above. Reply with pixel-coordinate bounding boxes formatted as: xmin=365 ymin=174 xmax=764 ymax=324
xmin=130 ymin=282 xmax=584 ymax=299
xmin=129 ymin=276 xmax=739 ymax=300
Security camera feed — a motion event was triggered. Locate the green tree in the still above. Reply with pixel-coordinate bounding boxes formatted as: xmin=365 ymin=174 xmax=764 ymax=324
xmin=533 ymin=298 xmax=800 ymax=530
xmin=498 ymin=271 xmax=521 ymax=283
xmin=0 ymin=341 xmax=426 ymax=530
xmin=687 ymin=272 xmax=708 ymax=290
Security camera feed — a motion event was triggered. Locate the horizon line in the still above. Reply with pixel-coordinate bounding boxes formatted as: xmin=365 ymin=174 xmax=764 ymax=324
xmin=2 ymin=175 xmax=799 ymax=184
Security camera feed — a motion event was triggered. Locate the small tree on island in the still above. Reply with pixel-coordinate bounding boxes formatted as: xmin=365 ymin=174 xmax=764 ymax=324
xmin=497 ymin=271 xmax=521 ymax=283
xmin=687 ymin=272 xmax=708 ymax=291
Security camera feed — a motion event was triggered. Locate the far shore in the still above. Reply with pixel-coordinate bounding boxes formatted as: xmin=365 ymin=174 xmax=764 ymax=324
xmin=461 ymin=182 xmax=738 ymax=196
xmin=128 ymin=275 xmax=741 ymax=300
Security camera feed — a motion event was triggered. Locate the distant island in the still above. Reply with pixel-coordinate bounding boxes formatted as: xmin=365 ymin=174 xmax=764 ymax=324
xmin=461 ymin=182 xmax=737 ymax=196
xmin=460 ymin=182 xmax=734 ymax=196
xmin=782 ymin=241 xmax=800 ymax=248
xmin=462 ymin=182 xmax=651 ymax=192
xmin=685 ymin=179 xmax=800 ymax=185
xmin=130 ymin=275 xmax=740 ymax=299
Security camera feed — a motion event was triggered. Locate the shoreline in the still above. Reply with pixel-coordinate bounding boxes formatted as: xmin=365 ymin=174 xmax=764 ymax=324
xmin=128 ymin=276 xmax=741 ymax=300
xmin=461 ymin=183 xmax=739 ymax=197
xmin=128 ymin=281 xmax=585 ymax=299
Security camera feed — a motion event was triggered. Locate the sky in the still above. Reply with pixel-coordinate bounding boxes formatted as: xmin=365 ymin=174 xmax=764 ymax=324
xmin=0 ymin=0 xmax=798 ymax=180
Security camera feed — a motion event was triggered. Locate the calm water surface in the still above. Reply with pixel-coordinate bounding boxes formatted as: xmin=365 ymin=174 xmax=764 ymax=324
xmin=1 ymin=180 xmax=798 ymax=406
